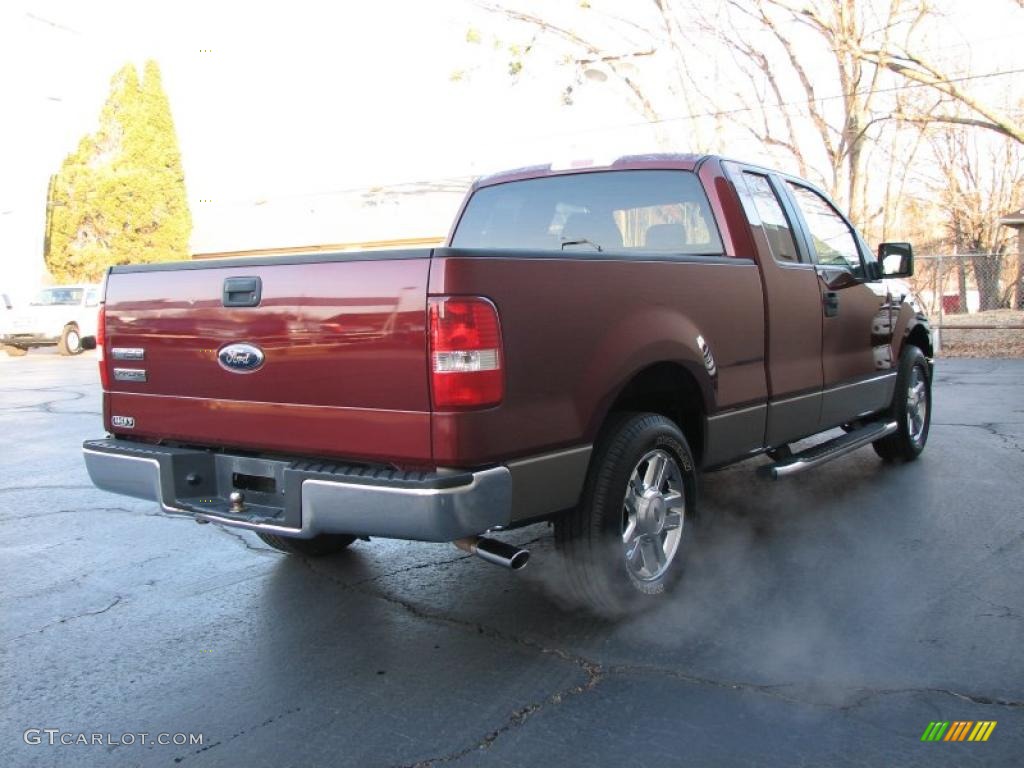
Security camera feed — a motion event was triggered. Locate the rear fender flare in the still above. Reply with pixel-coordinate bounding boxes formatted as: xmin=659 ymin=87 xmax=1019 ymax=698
xmin=580 ymin=307 xmax=713 ymax=441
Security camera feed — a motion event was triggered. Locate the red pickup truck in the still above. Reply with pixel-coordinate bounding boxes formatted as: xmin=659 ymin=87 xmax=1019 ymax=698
xmin=83 ymin=154 xmax=932 ymax=615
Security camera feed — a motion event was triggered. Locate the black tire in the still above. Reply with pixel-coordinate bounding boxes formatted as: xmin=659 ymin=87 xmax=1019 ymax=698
xmin=57 ymin=324 xmax=83 ymax=356
xmin=555 ymin=412 xmax=699 ymax=617
xmin=256 ymin=532 xmax=356 ymax=556
xmin=3 ymin=345 xmax=28 ymax=357
xmin=873 ymin=345 xmax=931 ymax=462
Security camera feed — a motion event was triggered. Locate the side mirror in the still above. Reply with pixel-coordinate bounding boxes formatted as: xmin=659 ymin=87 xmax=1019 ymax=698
xmin=878 ymin=242 xmax=913 ymax=278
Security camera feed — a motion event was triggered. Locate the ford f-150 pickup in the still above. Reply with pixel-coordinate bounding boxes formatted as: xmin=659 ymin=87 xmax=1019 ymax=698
xmin=83 ymin=154 xmax=932 ymax=615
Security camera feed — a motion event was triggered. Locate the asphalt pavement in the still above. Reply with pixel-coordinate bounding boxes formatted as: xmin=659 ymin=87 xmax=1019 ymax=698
xmin=1 ymin=350 xmax=1022 ymax=767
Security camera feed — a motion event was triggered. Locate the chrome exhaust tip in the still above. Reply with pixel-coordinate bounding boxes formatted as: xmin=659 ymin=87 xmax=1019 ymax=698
xmin=454 ymin=536 xmax=530 ymax=571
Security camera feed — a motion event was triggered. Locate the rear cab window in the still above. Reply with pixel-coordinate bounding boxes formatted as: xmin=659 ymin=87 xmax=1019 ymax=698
xmin=452 ymin=170 xmax=723 ymax=256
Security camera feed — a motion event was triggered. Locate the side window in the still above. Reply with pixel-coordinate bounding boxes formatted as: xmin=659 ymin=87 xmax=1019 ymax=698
xmin=743 ymin=172 xmax=800 ymax=263
xmin=84 ymin=289 xmax=99 ymax=307
xmin=787 ymin=183 xmax=862 ymax=271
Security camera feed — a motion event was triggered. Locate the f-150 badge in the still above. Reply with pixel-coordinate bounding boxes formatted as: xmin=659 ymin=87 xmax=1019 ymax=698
xmin=217 ymin=343 xmax=265 ymax=373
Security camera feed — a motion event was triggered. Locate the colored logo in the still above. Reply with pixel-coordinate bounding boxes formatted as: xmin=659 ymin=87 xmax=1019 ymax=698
xmin=217 ymin=343 xmax=265 ymax=373
xmin=921 ymin=721 xmax=996 ymax=742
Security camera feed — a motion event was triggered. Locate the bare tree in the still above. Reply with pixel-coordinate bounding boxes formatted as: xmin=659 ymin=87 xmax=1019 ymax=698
xmin=461 ymin=0 xmax=1021 ymax=252
xmin=688 ymin=9 xmax=814 ymax=179
xmin=468 ymin=0 xmax=912 ymax=227
xmin=931 ymin=127 xmax=1024 ymax=310
xmin=701 ymin=0 xmax=930 ymax=229
xmin=855 ymin=0 xmax=1024 ymax=145
xmin=469 ymin=3 xmax=664 ymax=123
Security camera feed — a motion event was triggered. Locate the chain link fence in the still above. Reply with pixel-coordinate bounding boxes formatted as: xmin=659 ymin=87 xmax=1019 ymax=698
xmin=907 ymin=253 xmax=1024 ymax=357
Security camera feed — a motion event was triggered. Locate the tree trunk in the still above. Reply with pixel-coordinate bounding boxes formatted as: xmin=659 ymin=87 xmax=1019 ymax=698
xmin=43 ymin=174 xmax=56 ymax=269
xmin=847 ymin=139 xmax=863 ymax=230
xmin=957 ymin=258 xmax=968 ymax=314
xmin=1016 ymin=234 xmax=1024 ymax=310
xmin=971 ymin=254 xmax=1003 ymax=311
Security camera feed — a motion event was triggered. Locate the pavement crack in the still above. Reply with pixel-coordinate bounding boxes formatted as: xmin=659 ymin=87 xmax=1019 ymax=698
xmin=608 ymin=663 xmax=806 ymax=705
xmin=0 ymin=484 xmax=95 ymax=495
xmin=608 ymin=662 xmax=1024 ymax=713
xmin=970 ymin=593 xmax=1022 ymax=621
xmin=212 ymin=524 xmax=282 ymax=556
xmin=932 ymin=421 xmax=1024 ymax=454
xmin=172 ymin=706 xmax=303 ymax=763
xmin=402 ymin=664 xmax=601 ymax=768
xmin=839 ymin=686 xmax=1024 ymax=711
xmin=8 ymin=390 xmax=94 ymax=415
xmin=301 ymin=552 xmax=475 ymax=590
xmin=4 ymin=596 xmax=123 ymax=643
xmin=359 ymin=587 xmax=602 ymax=768
xmin=299 ymin=535 xmax=545 ymax=591
xmin=296 ymin=533 xmax=594 ymax=768
xmin=1 ymin=505 xmax=182 ymax=523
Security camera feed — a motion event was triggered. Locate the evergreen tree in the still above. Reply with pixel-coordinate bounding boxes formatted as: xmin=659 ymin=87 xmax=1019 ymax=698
xmin=46 ymin=61 xmax=192 ymax=282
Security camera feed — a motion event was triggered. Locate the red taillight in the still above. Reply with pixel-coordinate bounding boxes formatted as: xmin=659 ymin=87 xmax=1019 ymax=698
xmin=428 ymin=296 xmax=504 ymax=409
xmin=97 ymin=304 xmax=109 ymax=389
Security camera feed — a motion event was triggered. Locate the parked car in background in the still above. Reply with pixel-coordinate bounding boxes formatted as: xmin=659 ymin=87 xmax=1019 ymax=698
xmin=1 ymin=284 xmax=101 ymax=356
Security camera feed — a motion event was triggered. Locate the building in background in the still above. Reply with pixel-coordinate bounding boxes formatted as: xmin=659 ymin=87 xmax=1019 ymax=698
xmin=190 ymin=177 xmax=471 ymax=259
xmin=999 ymin=208 xmax=1024 ymax=310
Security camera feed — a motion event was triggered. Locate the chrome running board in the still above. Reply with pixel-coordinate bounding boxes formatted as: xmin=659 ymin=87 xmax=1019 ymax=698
xmin=763 ymin=421 xmax=898 ymax=479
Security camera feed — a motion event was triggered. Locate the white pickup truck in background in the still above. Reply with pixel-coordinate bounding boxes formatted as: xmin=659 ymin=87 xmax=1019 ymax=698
xmin=1 ymin=284 xmax=100 ymax=356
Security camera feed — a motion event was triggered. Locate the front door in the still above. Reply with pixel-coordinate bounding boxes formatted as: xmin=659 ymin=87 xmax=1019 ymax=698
xmin=783 ymin=181 xmax=896 ymax=429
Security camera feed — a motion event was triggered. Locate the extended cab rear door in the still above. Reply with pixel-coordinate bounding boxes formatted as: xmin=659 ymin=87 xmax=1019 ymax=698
xmin=725 ymin=162 xmax=824 ymax=447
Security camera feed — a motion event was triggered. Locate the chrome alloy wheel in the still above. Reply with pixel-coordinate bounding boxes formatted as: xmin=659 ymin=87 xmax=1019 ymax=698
xmin=621 ymin=449 xmax=685 ymax=582
xmin=906 ymin=366 xmax=928 ymax=445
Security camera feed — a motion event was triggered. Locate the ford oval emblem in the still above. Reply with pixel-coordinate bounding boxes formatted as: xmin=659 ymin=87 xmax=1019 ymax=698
xmin=217 ymin=343 xmax=265 ymax=373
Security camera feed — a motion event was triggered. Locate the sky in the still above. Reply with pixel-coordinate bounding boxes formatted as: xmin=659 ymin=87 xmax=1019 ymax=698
xmin=1 ymin=0 xmax=1021 ymax=298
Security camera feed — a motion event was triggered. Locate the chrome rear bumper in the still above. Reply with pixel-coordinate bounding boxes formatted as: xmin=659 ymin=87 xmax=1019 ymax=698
xmin=82 ymin=438 xmax=511 ymax=541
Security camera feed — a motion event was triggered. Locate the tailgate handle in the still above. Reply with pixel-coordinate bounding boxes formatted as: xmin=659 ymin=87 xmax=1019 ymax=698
xmin=223 ymin=276 xmax=262 ymax=307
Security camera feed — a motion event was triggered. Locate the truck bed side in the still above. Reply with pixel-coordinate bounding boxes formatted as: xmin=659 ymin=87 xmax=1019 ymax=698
xmin=427 ymin=250 xmax=767 ymax=467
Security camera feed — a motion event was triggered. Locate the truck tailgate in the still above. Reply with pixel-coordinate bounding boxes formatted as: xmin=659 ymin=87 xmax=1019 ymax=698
xmin=102 ymin=252 xmax=432 ymax=464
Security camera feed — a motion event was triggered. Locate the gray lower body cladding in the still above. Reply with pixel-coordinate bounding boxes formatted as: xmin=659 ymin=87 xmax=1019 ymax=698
xmin=81 ymin=438 xmax=591 ymax=541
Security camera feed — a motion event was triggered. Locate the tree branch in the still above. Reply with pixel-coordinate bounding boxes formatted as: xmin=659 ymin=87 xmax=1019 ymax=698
xmin=858 ymin=47 xmax=1024 ymax=143
xmin=891 ymin=111 xmax=1022 ymax=137
xmin=473 ymin=2 xmax=662 ymax=122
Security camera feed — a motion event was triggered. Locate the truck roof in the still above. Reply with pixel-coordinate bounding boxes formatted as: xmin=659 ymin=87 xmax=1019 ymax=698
xmin=474 ymin=153 xmax=706 ymax=189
